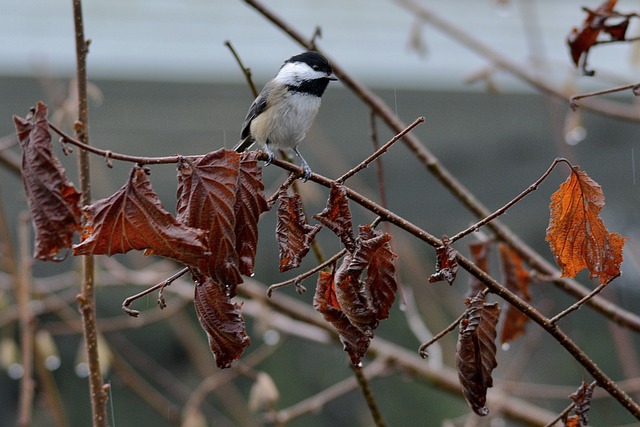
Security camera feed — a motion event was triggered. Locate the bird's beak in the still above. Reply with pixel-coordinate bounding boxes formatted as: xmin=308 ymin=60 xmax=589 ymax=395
xmin=327 ymin=73 xmax=338 ymax=81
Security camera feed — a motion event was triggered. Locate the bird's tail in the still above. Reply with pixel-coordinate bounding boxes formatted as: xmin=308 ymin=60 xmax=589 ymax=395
xmin=233 ymin=137 xmax=254 ymax=153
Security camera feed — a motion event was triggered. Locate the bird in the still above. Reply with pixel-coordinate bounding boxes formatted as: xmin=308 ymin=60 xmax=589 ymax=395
xmin=234 ymin=51 xmax=337 ymax=181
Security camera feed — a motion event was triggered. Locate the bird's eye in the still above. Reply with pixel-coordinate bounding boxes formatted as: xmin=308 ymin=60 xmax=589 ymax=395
xmin=312 ymin=65 xmax=320 ymax=70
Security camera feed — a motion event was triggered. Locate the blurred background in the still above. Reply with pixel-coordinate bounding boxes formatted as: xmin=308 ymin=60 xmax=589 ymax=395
xmin=3 ymin=0 xmax=640 ymax=426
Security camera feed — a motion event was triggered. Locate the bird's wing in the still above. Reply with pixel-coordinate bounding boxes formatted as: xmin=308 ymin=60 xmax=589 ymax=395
xmin=235 ymin=84 xmax=272 ymax=153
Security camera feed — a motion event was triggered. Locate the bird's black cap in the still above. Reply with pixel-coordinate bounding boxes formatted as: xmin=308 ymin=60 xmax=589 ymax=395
xmin=287 ymin=51 xmax=334 ymax=76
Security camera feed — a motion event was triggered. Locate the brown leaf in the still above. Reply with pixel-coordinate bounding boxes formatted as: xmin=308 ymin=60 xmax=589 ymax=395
xmin=313 ymin=183 xmax=356 ymax=253
xmin=466 ymin=241 xmax=490 ymax=298
xmin=498 ymin=244 xmax=531 ymax=345
xmin=73 ymin=166 xmax=207 ymax=266
xmin=313 ymin=270 xmax=370 ymax=365
xmin=13 ymin=102 xmax=82 ymax=261
xmin=275 ymin=190 xmax=321 ymax=272
xmin=176 ymin=150 xmax=242 ymax=288
xmin=334 ymin=252 xmax=378 ymax=335
xmin=234 ymin=152 xmax=269 ymax=276
xmin=429 ymin=237 xmax=458 ymax=285
xmin=546 ymin=166 xmax=625 ymax=284
xmin=567 ymin=1 xmax=617 ymax=64
xmin=566 ymin=381 xmax=597 ymax=427
xmin=355 ymin=225 xmax=397 ymax=321
xmin=193 ymin=275 xmax=250 ymax=368
xmin=456 ymin=293 xmax=500 ymax=416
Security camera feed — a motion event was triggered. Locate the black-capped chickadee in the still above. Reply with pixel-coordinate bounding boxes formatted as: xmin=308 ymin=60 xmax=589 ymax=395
xmin=234 ymin=51 xmax=337 ymax=181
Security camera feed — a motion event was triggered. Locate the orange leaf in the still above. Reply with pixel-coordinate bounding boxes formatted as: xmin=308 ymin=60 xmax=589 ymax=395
xmin=498 ymin=244 xmax=531 ymax=345
xmin=13 ymin=102 xmax=82 ymax=261
xmin=73 ymin=166 xmax=207 ymax=266
xmin=546 ymin=166 xmax=625 ymax=284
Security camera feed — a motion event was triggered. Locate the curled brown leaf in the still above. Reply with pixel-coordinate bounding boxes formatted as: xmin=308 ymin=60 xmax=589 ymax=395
xmin=13 ymin=102 xmax=82 ymax=261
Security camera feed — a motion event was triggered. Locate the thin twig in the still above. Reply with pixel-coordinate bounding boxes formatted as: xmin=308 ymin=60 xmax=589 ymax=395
xmin=353 ymin=364 xmax=387 ymax=427
xmin=16 ymin=214 xmax=34 ymax=427
xmin=50 ymin=122 xmax=186 ymax=165
xmin=570 ymin=83 xmax=640 ymax=110
xmin=448 ymin=158 xmax=570 ymax=244
xmin=265 ymin=360 xmax=389 ymax=424
xmin=224 ymin=40 xmax=259 ymax=98
xmin=550 ymin=282 xmax=608 ymax=324
xmin=337 ymin=116 xmax=425 ymax=183
xmin=418 ymin=311 xmax=464 ymax=359
xmin=122 ymin=267 xmax=190 ymax=317
xmin=418 ymin=288 xmax=489 ymax=358
xmin=267 ymin=248 xmax=347 ymax=297
xmin=71 ymin=1 xmax=109 ymax=425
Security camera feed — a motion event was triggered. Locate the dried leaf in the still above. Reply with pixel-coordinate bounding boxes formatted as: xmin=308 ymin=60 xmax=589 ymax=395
xmin=334 ymin=252 xmax=378 ymax=335
xmin=313 ymin=271 xmax=370 ymax=365
xmin=193 ymin=275 xmax=250 ymax=369
xmin=466 ymin=241 xmax=490 ymax=298
xmin=313 ymin=183 xmax=356 ymax=253
xmin=546 ymin=166 xmax=625 ymax=284
xmin=234 ymin=152 xmax=269 ymax=276
xmin=276 ymin=190 xmax=321 ymax=272
xmin=73 ymin=166 xmax=207 ymax=266
xmin=176 ymin=150 xmax=242 ymax=288
xmin=498 ymin=244 xmax=531 ymax=345
xmin=13 ymin=102 xmax=82 ymax=260
xmin=355 ymin=225 xmax=397 ymax=321
xmin=567 ymin=0 xmax=629 ymax=74
xmin=429 ymin=237 xmax=458 ymax=285
xmin=566 ymin=381 xmax=597 ymax=427
xmin=456 ymin=293 xmax=500 ymax=416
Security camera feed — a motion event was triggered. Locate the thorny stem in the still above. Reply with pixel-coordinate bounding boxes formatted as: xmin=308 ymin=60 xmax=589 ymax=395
xmin=72 ymin=1 xmax=109 ymax=425
xmin=241 ymin=0 xmax=640 ymax=334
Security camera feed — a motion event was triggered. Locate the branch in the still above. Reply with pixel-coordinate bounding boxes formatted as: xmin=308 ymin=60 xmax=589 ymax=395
xmin=448 ymin=158 xmax=570 ymax=244
xmin=337 ymin=116 xmax=424 ymax=183
xmin=241 ymin=0 xmax=640 ymax=334
xmin=71 ymin=0 xmax=109 ymax=425
xmin=394 ymin=0 xmax=640 ymax=122
xmin=16 ymin=214 xmax=35 ymax=427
